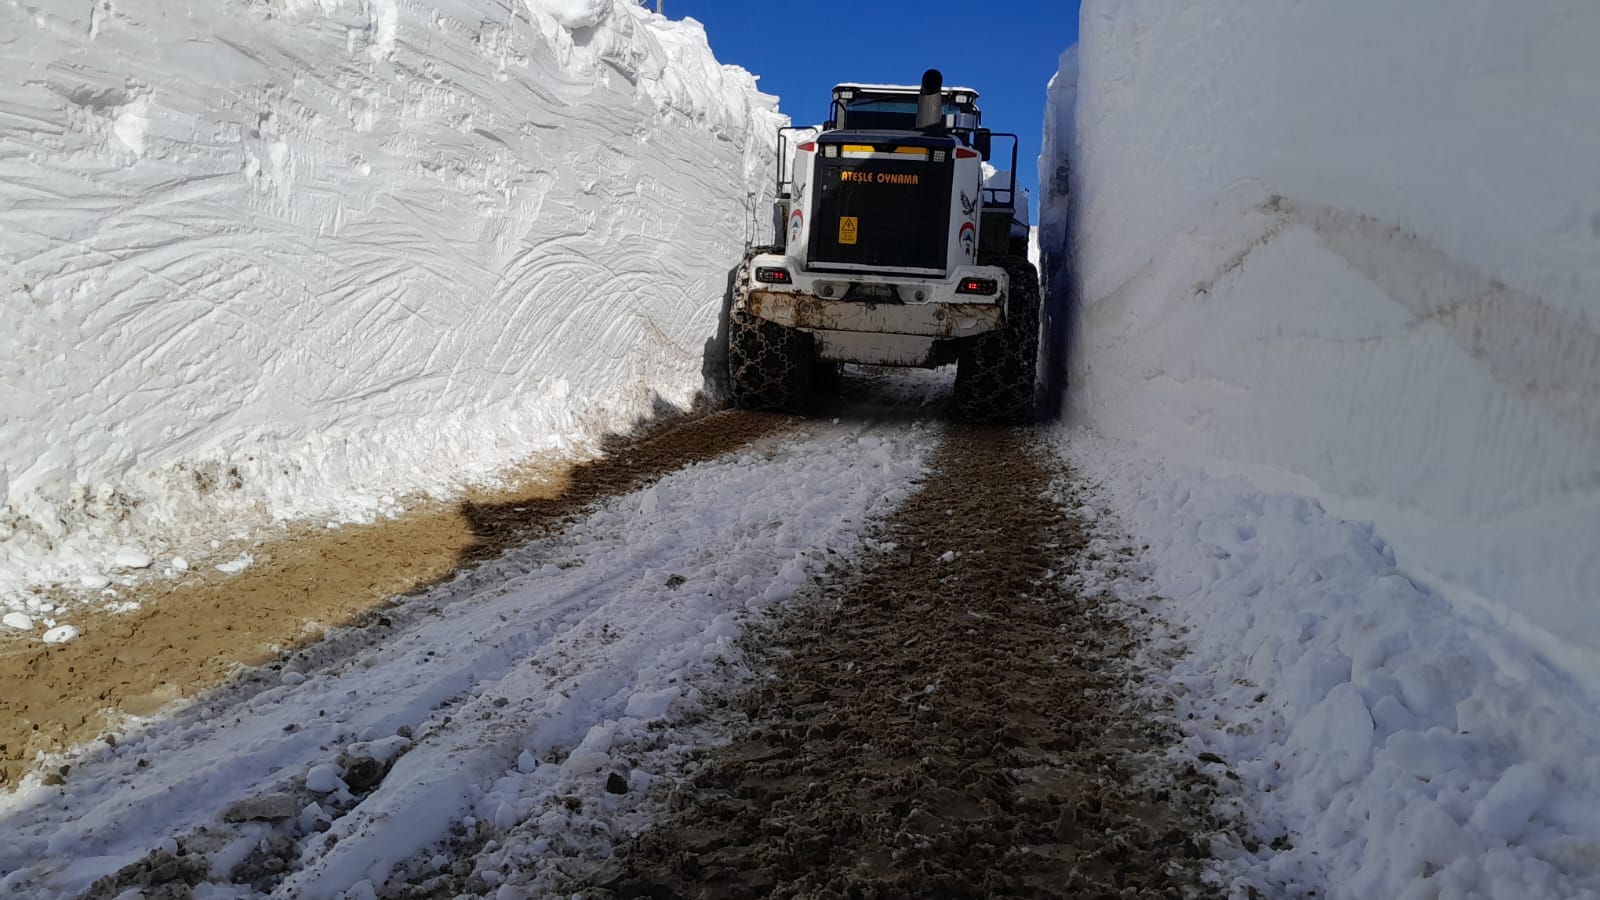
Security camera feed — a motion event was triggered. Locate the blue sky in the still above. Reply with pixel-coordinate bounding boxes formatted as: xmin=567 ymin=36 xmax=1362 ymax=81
xmin=669 ymin=0 xmax=1081 ymax=223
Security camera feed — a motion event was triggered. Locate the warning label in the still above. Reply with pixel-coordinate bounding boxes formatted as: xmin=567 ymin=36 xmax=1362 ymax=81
xmin=838 ymin=216 xmax=858 ymax=245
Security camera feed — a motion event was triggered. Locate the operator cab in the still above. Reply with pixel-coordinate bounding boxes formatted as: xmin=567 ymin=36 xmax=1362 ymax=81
xmin=828 ymin=82 xmax=993 ymax=161
xmin=831 ymin=83 xmax=980 ymax=128
xmin=767 ymin=68 xmax=1026 ymax=278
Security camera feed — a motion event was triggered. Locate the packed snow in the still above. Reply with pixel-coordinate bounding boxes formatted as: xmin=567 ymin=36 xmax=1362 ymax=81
xmin=0 ymin=417 xmax=930 ymax=897
xmin=1059 ymin=432 xmax=1600 ymax=899
xmin=1046 ymin=0 xmax=1599 ymax=671
xmin=0 ymin=0 xmax=782 ymax=621
xmin=1043 ymin=2 xmax=1600 ymax=897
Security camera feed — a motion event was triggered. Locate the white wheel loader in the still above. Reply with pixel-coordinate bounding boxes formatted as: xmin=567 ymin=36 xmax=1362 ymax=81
xmin=727 ymin=69 xmax=1039 ymax=422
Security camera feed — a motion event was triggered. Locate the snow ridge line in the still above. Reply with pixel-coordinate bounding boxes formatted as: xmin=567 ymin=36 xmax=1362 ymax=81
xmin=1058 ymin=183 xmax=1599 ymax=665
xmin=1174 ymin=195 xmax=1600 ymax=446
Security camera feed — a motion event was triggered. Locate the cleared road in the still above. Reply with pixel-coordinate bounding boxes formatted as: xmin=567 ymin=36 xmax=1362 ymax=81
xmin=0 ymin=373 xmax=1229 ymax=899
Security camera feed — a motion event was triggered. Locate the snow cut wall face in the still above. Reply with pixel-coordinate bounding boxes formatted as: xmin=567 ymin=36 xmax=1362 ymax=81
xmin=1044 ymin=2 xmax=1600 ymax=663
xmin=0 ymin=0 xmax=781 ymax=602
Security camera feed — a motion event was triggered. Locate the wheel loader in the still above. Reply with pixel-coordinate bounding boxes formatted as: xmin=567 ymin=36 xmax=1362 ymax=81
xmin=727 ymin=69 xmax=1039 ymax=422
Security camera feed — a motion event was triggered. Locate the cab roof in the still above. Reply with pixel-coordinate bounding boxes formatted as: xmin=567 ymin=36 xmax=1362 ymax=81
xmin=831 ymin=82 xmax=981 ymax=98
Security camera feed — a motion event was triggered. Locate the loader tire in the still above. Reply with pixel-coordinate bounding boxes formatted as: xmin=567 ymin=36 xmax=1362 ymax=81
xmin=813 ymin=361 xmax=843 ymax=397
xmin=954 ymin=256 xmax=1040 ymax=424
xmin=727 ymin=249 xmax=815 ymax=411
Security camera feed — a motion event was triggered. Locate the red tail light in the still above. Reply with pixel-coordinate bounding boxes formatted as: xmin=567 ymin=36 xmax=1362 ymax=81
xmin=955 ymin=148 xmax=979 ymax=159
xmin=754 ymin=267 xmax=792 ymax=285
xmin=797 ymin=142 xmax=816 ymax=152
xmin=956 ymin=277 xmax=998 ymax=295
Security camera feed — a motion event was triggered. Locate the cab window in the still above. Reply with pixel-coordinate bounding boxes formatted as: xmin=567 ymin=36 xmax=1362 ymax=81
xmin=839 ymin=97 xmax=963 ymax=130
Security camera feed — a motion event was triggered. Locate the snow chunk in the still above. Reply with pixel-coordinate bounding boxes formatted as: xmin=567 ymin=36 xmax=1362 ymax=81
xmin=1396 ymin=798 xmax=1467 ymax=870
xmin=305 ymin=763 xmax=345 ymax=793
xmin=492 ymin=800 xmax=519 ymax=831
xmin=80 ymin=573 xmax=112 ymax=590
xmin=2 ymin=612 xmax=33 ymax=631
xmin=215 ymin=553 xmax=254 ymax=575
xmin=113 ymin=548 xmax=153 ymax=569
xmin=563 ymin=722 xmax=616 ymax=773
xmin=1281 ymin=648 xmax=1352 ymax=716
xmin=1385 ymin=729 xmax=1468 ymax=782
xmin=541 ymin=0 xmax=609 ymax=30
xmin=365 ymin=0 xmax=397 ymax=62
xmin=299 ymin=801 xmax=329 ymax=833
xmin=516 ymin=750 xmax=540 ymax=774
xmin=1470 ymin=762 xmax=1549 ymax=841
xmin=629 ymin=769 xmax=654 ymax=794
xmin=623 ymin=687 xmax=679 ymax=720
xmin=346 ymin=735 xmax=411 ymax=766
xmin=42 ymin=624 xmax=80 ymax=644
xmin=111 ymin=95 xmax=149 ymax=157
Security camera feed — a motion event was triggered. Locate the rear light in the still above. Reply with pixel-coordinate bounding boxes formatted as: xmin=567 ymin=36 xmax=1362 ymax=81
xmin=955 ymin=148 xmax=979 ymax=159
xmin=956 ymin=277 xmax=997 ymax=295
xmin=797 ymin=142 xmax=816 ymax=152
xmin=754 ymin=267 xmax=792 ymax=285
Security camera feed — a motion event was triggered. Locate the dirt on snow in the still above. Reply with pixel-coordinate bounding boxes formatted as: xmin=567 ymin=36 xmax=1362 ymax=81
xmin=11 ymin=398 xmax=1231 ymax=899
xmin=0 ymin=407 xmax=798 ymax=790
xmin=583 ymin=425 xmax=1226 ymax=899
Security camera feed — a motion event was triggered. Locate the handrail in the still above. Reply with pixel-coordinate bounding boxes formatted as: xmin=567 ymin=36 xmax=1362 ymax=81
xmin=978 ymin=132 xmax=1020 ymax=212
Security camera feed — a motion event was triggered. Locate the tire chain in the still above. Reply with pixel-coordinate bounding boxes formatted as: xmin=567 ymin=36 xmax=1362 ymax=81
xmin=953 ymin=255 xmax=1042 ymax=423
xmin=727 ymin=247 xmax=814 ymax=411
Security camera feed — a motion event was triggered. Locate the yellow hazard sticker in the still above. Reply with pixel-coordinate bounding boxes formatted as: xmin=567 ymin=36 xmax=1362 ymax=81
xmin=838 ymin=216 xmax=858 ymax=245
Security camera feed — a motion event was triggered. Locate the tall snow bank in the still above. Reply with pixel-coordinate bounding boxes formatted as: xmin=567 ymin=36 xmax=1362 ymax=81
xmin=0 ymin=0 xmax=781 ymax=610
xmin=1036 ymin=44 xmax=1075 ymax=410
xmin=1045 ymin=1 xmax=1600 ymax=669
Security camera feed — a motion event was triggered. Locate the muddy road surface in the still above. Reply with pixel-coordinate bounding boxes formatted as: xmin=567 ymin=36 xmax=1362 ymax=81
xmin=584 ymin=426 xmax=1224 ymax=900
xmin=0 ymin=374 xmax=1228 ymax=898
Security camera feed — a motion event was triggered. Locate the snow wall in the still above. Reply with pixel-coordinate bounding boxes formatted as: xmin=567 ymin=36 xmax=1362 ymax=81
xmin=1042 ymin=1 xmax=1600 ymax=674
xmin=0 ymin=0 xmax=781 ymax=606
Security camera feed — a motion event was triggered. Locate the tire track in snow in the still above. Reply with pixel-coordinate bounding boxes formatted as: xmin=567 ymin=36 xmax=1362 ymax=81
xmin=0 ymin=408 xmax=793 ymax=791
xmin=589 ymin=426 xmax=1228 ymax=899
xmin=0 ymin=396 xmax=937 ymax=898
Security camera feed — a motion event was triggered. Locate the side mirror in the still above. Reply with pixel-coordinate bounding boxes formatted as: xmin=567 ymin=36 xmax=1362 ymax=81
xmin=974 ymin=129 xmax=993 ymax=162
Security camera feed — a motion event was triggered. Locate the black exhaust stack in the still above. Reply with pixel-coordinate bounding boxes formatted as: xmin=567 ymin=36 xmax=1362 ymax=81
xmin=916 ymin=68 xmax=944 ymax=131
